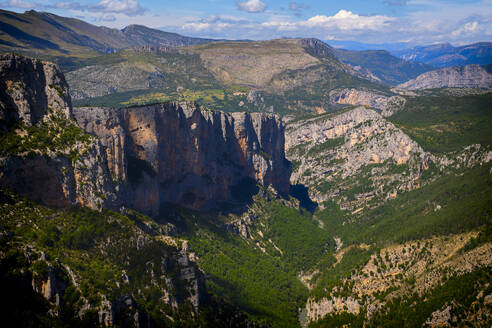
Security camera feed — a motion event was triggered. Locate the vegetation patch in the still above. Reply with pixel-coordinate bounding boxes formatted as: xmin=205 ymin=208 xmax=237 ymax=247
xmin=390 ymin=93 xmax=492 ymax=153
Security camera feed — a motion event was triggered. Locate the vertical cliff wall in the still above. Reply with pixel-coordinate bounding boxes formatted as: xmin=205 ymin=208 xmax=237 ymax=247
xmin=0 ymin=54 xmax=118 ymax=210
xmin=0 ymin=53 xmax=71 ymax=129
xmin=74 ymin=103 xmax=291 ymax=214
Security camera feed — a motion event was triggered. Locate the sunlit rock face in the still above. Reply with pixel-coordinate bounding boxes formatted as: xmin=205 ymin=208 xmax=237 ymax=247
xmin=74 ymin=103 xmax=291 ymax=214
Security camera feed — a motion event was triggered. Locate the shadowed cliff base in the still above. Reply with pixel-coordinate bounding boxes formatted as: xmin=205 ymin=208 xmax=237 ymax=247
xmin=289 ymin=184 xmax=318 ymax=214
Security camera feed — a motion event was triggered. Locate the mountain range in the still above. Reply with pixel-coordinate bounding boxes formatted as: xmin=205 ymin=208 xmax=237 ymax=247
xmin=393 ymin=42 xmax=492 ymax=68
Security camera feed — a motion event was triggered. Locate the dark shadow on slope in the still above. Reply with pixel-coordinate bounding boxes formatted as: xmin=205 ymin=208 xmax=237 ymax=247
xmin=0 ymin=21 xmax=64 ymax=51
xmin=230 ymin=177 xmax=259 ymax=204
xmin=289 ymin=184 xmax=318 ymax=214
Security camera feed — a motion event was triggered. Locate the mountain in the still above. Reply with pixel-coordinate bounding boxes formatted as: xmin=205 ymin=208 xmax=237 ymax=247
xmin=66 ymin=38 xmax=388 ymax=116
xmin=0 ymin=53 xmax=290 ymax=213
xmin=394 ymin=42 xmax=492 ymax=68
xmin=0 ymin=53 xmax=296 ymax=326
xmin=0 ymin=9 xmax=216 ymax=58
xmin=284 ymin=89 xmax=492 ymax=327
xmin=1 ymin=52 xmax=492 ymax=328
xmin=332 ymin=48 xmax=434 ymax=85
xmin=121 ymin=24 xmax=216 ymax=47
xmin=398 ymin=64 xmax=492 ymax=90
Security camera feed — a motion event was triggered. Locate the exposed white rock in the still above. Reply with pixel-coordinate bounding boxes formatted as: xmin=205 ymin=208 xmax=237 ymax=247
xmin=398 ymin=64 xmax=492 ymax=90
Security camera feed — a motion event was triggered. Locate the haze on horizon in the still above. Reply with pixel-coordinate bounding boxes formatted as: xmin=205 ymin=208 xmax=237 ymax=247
xmin=0 ymin=0 xmax=491 ymax=47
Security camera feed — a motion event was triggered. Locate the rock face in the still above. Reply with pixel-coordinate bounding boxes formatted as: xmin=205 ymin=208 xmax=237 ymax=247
xmin=398 ymin=64 xmax=492 ymax=90
xmin=0 ymin=54 xmax=118 ymax=210
xmin=303 ymin=232 xmax=492 ymax=325
xmin=286 ymin=106 xmax=426 ymax=210
xmin=73 ymin=103 xmax=291 ymax=214
xmin=329 ymin=88 xmax=406 ymax=117
xmin=0 ymin=53 xmax=71 ymax=129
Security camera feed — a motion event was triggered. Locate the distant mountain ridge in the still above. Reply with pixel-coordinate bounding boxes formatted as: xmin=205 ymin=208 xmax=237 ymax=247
xmin=0 ymin=9 xmax=217 ymax=57
xmin=398 ymin=64 xmax=492 ymax=90
xmin=394 ymin=42 xmax=492 ymax=68
xmin=332 ymin=48 xmax=434 ymax=85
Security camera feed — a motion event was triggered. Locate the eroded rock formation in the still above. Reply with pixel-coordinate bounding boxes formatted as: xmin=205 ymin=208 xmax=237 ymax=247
xmin=0 ymin=54 xmax=118 ymax=210
xmin=73 ymin=103 xmax=291 ymax=214
xmin=329 ymin=88 xmax=406 ymax=117
xmin=0 ymin=54 xmax=291 ymax=215
xmin=398 ymin=64 xmax=492 ymax=90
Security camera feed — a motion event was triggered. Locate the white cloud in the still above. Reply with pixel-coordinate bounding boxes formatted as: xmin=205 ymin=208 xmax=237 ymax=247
xmin=88 ymin=0 xmax=146 ymax=16
xmin=236 ymin=0 xmax=267 ymax=13
xmin=303 ymin=10 xmax=395 ymax=31
xmin=262 ymin=10 xmax=396 ymax=32
xmin=181 ymin=15 xmax=250 ymax=33
xmin=182 ymin=22 xmax=230 ymax=32
xmin=451 ymin=21 xmax=479 ymax=37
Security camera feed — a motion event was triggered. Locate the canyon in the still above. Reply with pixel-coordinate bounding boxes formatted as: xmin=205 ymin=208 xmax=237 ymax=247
xmin=0 ymin=53 xmax=291 ymax=215
xmin=0 ymin=13 xmax=491 ymax=326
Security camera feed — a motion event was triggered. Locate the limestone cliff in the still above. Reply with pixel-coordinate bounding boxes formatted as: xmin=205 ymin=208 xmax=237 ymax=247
xmin=0 ymin=54 xmax=118 ymax=210
xmin=0 ymin=53 xmax=290 ymax=325
xmin=0 ymin=53 xmax=71 ymax=129
xmin=0 ymin=54 xmax=291 ymax=214
xmin=286 ymin=106 xmax=427 ymax=210
xmin=398 ymin=64 xmax=492 ymax=90
xmin=73 ymin=103 xmax=291 ymax=214
xmin=329 ymin=88 xmax=406 ymax=117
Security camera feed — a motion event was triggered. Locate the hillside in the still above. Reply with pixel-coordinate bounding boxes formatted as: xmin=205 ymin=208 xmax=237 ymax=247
xmin=333 ymin=48 xmax=433 ymax=85
xmin=394 ymin=42 xmax=492 ymax=68
xmin=283 ymin=88 xmax=492 ymax=326
xmin=0 ymin=9 xmax=215 ymax=58
xmin=397 ymin=64 xmax=492 ymax=90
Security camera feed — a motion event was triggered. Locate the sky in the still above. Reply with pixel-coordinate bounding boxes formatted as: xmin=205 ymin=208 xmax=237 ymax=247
xmin=0 ymin=0 xmax=491 ymax=46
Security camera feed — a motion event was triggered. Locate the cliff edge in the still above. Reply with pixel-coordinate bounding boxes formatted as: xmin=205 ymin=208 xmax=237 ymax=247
xmin=0 ymin=54 xmax=291 ymax=215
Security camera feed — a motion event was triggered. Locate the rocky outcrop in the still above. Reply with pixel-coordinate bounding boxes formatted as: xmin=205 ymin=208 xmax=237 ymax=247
xmin=11 ymin=200 xmax=209 ymax=327
xmin=0 ymin=146 xmax=117 ymax=210
xmin=303 ymin=232 xmax=492 ymax=325
xmin=398 ymin=64 xmax=492 ymax=90
xmin=305 ymin=297 xmax=361 ymax=322
xmin=0 ymin=53 xmax=71 ymax=129
xmin=286 ymin=106 xmax=426 ymax=209
xmin=73 ymin=103 xmax=291 ymax=214
xmin=329 ymin=88 xmax=406 ymax=117
xmin=0 ymin=54 xmax=118 ymax=210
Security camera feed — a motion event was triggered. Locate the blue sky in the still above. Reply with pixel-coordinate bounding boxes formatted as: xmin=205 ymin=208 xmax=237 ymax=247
xmin=1 ymin=0 xmax=491 ymax=45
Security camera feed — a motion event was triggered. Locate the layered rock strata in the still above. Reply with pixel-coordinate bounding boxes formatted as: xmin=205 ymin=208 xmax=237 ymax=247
xmin=74 ymin=103 xmax=291 ymax=214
